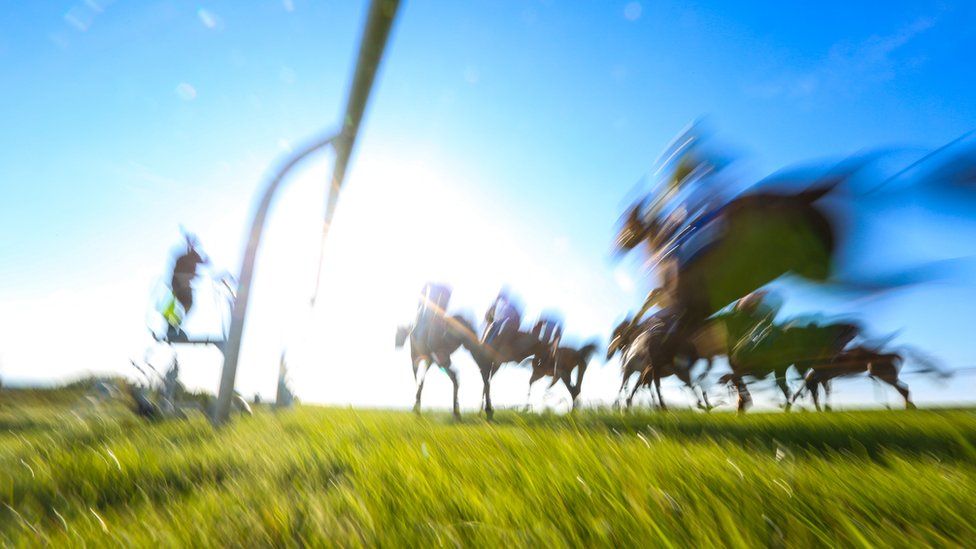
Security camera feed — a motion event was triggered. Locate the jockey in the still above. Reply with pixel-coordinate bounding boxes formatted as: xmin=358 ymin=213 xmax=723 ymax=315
xmin=415 ymin=282 xmax=452 ymax=345
xmin=532 ymin=312 xmax=563 ymax=349
xmin=163 ymin=235 xmax=209 ymax=337
xmin=482 ymin=287 xmax=522 ymax=349
xmin=532 ymin=311 xmax=564 ymax=374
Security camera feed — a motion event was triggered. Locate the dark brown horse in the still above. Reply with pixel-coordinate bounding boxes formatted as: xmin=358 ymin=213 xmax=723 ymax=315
xmin=609 ymin=318 xmax=717 ymax=410
xmin=793 ymin=346 xmax=918 ymax=411
xmin=474 ymin=328 xmax=547 ymax=420
xmin=527 ymin=341 xmax=598 ymax=410
xmin=396 ymin=314 xmax=482 ymax=418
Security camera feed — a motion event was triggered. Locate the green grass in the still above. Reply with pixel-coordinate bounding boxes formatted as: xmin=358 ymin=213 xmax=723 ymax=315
xmin=1 ymin=390 xmax=975 ymax=547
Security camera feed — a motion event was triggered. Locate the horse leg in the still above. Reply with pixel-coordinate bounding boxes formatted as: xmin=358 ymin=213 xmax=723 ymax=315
xmin=876 ymin=371 xmax=914 ymax=409
xmin=809 ymin=379 xmax=822 ymax=412
xmin=822 ymin=380 xmax=833 ymax=411
xmin=570 ymin=362 xmax=586 ymax=409
xmin=676 ymin=365 xmax=703 ymax=410
xmin=735 ymin=378 xmax=752 ymax=413
xmin=414 ymin=360 xmax=429 ymax=415
xmin=696 ymin=357 xmax=714 ymax=384
xmin=654 ymin=374 xmax=667 ymax=411
xmin=617 ymin=372 xmax=631 ymax=408
xmin=696 ymin=358 xmax=713 ymax=411
xmin=482 ymin=367 xmax=495 ymax=421
xmin=442 ymin=361 xmax=461 ymax=420
xmin=560 ymin=369 xmax=578 ymax=410
xmin=626 ymin=372 xmax=643 ymax=409
xmin=775 ymin=370 xmax=792 ymax=412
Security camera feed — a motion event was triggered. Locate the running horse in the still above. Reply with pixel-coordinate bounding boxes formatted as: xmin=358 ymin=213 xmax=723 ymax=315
xmin=716 ymin=310 xmax=860 ymax=411
xmin=527 ymin=341 xmax=599 ymax=410
xmin=396 ymin=314 xmax=482 ymax=419
xmin=793 ymin=345 xmax=950 ymax=411
xmin=609 ymin=315 xmax=720 ymax=410
xmin=475 ymin=328 xmax=547 ymax=420
xmin=614 ymin=154 xmax=850 ymax=404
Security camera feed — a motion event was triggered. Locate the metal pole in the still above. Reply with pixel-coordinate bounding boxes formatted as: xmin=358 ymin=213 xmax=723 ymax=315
xmin=311 ymin=0 xmax=401 ymax=304
xmin=213 ymin=133 xmax=337 ymax=425
xmin=214 ymin=0 xmax=400 ymax=425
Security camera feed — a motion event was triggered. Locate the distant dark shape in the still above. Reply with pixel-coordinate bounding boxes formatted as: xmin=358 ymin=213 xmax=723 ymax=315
xmin=161 ymin=233 xmax=210 ymax=337
xmin=128 ymin=384 xmax=163 ymax=420
xmin=170 ymin=235 xmax=209 ymax=315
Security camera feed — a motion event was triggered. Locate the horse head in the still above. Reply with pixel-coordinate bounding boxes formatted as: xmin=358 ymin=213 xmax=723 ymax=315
xmin=613 ymin=200 xmax=658 ymax=257
xmin=607 ymin=319 xmax=633 ymax=360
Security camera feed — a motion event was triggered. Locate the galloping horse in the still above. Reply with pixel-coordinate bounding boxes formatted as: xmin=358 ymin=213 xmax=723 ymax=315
xmin=717 ymin=309 xmax=860 ymax=411
xmin=527 ymin=341 xmax=598 ymax=410
xmin=792 ymin=346 xmax=940 ymax=411
xmin=396 ymin=314 xmax=482 ymax=418
xmin=615 ymin=184 xmax=840 ymax=362
xmin=476 ymin=329 xmax=547 ymax=420
xmin=609 ymin=318 xmax=716 ymax=410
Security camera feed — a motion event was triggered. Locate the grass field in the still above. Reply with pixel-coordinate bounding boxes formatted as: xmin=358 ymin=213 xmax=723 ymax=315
xmin=1 ymin=388 xmax=975 ymax=547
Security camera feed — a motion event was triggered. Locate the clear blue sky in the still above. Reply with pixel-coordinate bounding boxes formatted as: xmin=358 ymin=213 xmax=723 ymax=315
xmin=1 ymin=0 xmax=974 ymax=409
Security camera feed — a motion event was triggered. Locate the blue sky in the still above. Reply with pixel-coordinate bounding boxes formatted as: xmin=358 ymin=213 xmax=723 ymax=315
xmin=1 ymin=0 xmax=974 ymax=410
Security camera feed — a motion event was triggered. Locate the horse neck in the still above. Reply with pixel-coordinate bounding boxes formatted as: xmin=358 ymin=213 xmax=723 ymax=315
xmin=510 ymin=332 xmax=543 ymax=361
xmin=721 ymin=310 xmax=757 ymax=341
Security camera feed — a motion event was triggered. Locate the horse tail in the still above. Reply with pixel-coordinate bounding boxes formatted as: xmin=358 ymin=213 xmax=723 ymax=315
xmin=896 ymin=345 xmax=952 ymax=381
xmin=578 ymin=340 xmax=599 ymax=364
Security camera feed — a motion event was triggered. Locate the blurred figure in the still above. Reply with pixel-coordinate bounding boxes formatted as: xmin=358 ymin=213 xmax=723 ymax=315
xmin=531 ymin=311 xmax=564 ymax=374
xmin=162 ymin=234 xmax=209 ymax=337
xmin=532 ymin=311 xmax=563 ymax=350
xmin=730 ymin=289 xmax=781 ymax=356
xmin=414 ymin=282 xmax=453 ymax=360
xmin=482 ymin=286 xmax=523 ymax=349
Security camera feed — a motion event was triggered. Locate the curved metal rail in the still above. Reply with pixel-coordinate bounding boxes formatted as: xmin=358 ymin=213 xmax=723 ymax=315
xmin=213 ymin=0 xmax=400 ymax=426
